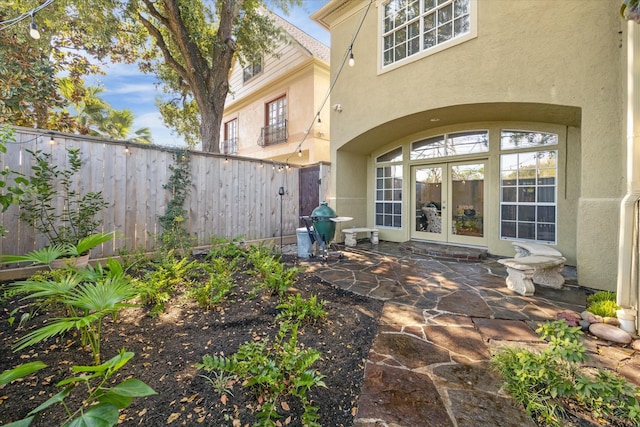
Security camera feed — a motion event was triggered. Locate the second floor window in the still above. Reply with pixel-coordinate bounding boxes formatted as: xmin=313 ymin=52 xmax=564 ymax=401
xmin=382 ymin=0 xmax=472 ymax=67
xmin=260 ymin=96 xmax=287 ymax=146
xmin=222 ymin=119 xmax=238 ymax=154
xmin=243 ymin=60 xmax=262 ymax=83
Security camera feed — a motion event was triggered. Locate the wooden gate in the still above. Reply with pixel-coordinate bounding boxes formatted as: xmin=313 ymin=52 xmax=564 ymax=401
xmin=299 ymin=165 xmax=320 ymax=225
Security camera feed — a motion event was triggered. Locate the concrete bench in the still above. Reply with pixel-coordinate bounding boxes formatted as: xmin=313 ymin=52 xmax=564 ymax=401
xmin=498 ymin=255 xmax=566 ymax=296
xmin=512 ymin=241 xmax=562 ymax=258
xmin=343 ymin=228 xmax=379 ymax=247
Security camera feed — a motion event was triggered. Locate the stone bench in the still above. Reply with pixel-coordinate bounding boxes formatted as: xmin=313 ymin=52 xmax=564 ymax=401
xmin=498 ymin=255 xmax=566 ymax=296
xmin=343 ymin=228 xmax=379 ymax=247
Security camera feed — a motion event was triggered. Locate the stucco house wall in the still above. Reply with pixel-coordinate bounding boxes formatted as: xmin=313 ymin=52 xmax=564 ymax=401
xmin=314 ymin=0 xmax=626 ymax=290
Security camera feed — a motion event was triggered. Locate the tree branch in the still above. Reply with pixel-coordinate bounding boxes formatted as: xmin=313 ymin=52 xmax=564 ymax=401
xmin=136 ymin=12 xmax=187 ymax=81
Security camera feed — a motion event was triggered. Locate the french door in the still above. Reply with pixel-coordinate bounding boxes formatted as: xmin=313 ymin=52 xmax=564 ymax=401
xmin=412 ymin=161 xmax=486 ymax=245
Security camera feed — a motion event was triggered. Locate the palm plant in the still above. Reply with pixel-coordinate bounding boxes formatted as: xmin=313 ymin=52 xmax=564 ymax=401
xmin=12 ymin=258 xmax=138 ymax=365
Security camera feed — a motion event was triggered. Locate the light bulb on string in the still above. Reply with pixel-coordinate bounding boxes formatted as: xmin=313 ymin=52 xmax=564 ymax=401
xmin=48 ymin=133 xmax=55 ymax=145
xmin=29 ymin=13 xmax=40 ymax=40
xmin=348 ymin=49 xmax=355 ymax=67
xmin=124 ymin=145 xmax=131 ymax=155
xmin=298 ymin=148 xmax=302 ymax=157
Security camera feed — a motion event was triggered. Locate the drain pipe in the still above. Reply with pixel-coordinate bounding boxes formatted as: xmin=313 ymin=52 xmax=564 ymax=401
xmin=616 ymin=20 xmax=640 ymax=333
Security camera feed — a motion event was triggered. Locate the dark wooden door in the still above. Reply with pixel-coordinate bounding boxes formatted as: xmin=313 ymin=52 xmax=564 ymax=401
xmin=299 ymin=165 xmax=320 ymax=226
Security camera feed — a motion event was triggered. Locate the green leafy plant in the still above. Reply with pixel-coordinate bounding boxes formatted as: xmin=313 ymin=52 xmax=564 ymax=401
xmin=0 ymin=232 xmax=114 ymax=267
xmin=491 ymin=319 xmax=640 ymax=426
xmin=199 ymin=370 xmax=236 ymax=398
xmin=276 ymin=294 xmax=327 ymax=325
xmin=207 ymin=236 xmax=246 ymax=261
xmin=18 ymin=148 xmax=108 ymax=248
xmin=247 ymin=247 xmax=303 ymax=298
xmin=586 ymin=291 xmax=620 ymax=318
xmin=0 ymin=126 xmax=29 ymax=236
xmin=12 ymin=258 xmax=138 ymax=365
xmin=197 ymin=321 xmax=327 ymax=427
xmin=134 ymin=252 xmax=197 ymax=316
xmin=189 ymin=257 xmax=237 ymax=310
xmin=1 ymin=350 xmax=155 ymax=427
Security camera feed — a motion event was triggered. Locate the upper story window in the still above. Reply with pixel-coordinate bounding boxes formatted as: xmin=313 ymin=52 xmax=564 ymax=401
xmin=259 ymin=96 xmax=287 ymax=146
xmin=381 ymin=0 xmax=475 ymax=70
xmin=411 ymin=130 xmax=488 ymax=160
xmin=243 ymin=59 xmax=262 ymax=83
xmin=222 ymin=118 xmax=238 ymax=155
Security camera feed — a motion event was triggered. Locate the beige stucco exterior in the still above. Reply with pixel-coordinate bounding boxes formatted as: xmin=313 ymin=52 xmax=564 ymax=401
xmin=221 ymin=15 xmax=331 ymax=165
xmin=313 ymin=0 xmax=627 ymax=290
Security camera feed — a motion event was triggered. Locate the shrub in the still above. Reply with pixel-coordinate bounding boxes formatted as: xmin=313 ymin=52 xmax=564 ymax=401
xmin=189 ymin=257 xmax=237 ymax=310
xmin=491 ymin=320 xmax=640 ymax=426
xmin=586 ymin=291 xmax=619 ymax=318
xmin=276 ymin=294 xmax=327 ymax=325
xmin=197 ymin=321 xmax=326 ymax=426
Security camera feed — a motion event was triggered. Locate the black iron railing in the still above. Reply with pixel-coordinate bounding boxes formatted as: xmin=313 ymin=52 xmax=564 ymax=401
xmin=221 ymin=137 xmax=238 ymax=155
xmin=258 ymin=120 xmax=287 ymax=146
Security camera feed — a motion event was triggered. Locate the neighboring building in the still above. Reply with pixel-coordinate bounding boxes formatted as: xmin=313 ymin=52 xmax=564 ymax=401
xmin=220 ymin=12 xmax=331 ymax=165
xmin=312 ymin=0 xmax=640 ymax=297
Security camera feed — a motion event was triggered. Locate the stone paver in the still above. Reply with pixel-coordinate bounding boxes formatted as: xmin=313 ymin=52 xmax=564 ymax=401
xmin=300 ymin=241 xmax=638 ymax=426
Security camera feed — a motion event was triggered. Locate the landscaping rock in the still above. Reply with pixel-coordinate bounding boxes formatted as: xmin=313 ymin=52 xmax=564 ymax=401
xmin=581 ymin=311 xmax=603 ymax=324
xmin=556 ymin=310 xmax=582 ymax=326
xmin=579 ymin=320 xmax=591 ymax=331
xmin=632 ymin=340 xmax=640 ymax=351
xmin=603 ymin=316 xmax=621 ymax=326
xmin=589 ymin=323 xmax=632 ymax=345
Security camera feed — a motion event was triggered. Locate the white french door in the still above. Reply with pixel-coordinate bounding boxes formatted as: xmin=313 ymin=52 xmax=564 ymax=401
xmin=412 ymin=161 xmax=486 ymax=246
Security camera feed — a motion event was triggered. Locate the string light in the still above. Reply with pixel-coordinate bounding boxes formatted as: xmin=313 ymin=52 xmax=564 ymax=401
xmin=29 ymin=13 xmax=40 ymax=39
xmin=224 ymin=156 xmax=228 ymax=163
xmin=48 ymin=133 xmax=55 ymax=145
xmin=124 ymin=145 xmax=130 ymax=155
xmin=297 ymin=148 xmax=302 ymax=157
xmin=348 ymin=46 xmax=355 ymax=67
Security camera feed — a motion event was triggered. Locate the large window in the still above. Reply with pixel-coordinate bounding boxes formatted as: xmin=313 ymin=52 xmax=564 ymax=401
xmin=375 ymin=147 xmax=403 ymax=228
xmin=500 ymin=131 xmax=558 ymax=243
xmin=259 ymin=96 xmax=287 ymax=146
xmin=222 ymin=119 xmax=238 ymax=154
xmin=411 ymin=130 xmax=488 ymax=160
xmin=382 ymin=0 xmax=472 ymax=67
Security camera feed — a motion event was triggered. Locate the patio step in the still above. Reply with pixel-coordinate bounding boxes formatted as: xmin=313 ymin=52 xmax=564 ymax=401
xmin=399 ymin=241 xmax=487 ymax=261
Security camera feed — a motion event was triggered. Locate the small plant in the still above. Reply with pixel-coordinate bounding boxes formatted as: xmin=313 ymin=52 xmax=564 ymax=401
xmin=247 ymin=247 xmax=303 ymax=298
xmin=189 ymin=257 xmax=237 ymax=310
xmin=0 ymin=126 xmax=29 ymax=236
xmin=18 ymin=148 xmax=108 ymax=248
xmin=276 ymin=294 xmax=328 ymax=325
xmin=491 ymin=319 xmax=640 ymax=426
xmin=197 ymin=321 xmax=327 ymax=426
xmin=134 ymin=252 xmax=197 ymax=316
xmin=199 ymin=370 xmax=236 ymax=397
xmin=1 ymin=350 xmax=155 ymax=427
xmin=586 ymin=291 xmax=620 ymax=318
xmin=12 ymin=258 xmax=138 ymax=365
xmin=207 ymin=236 xmax=246 ymax=261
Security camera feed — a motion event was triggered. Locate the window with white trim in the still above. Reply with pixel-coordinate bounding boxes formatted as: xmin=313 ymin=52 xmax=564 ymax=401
xmin=410 ymin=130 xmax=488 ymax=160
xmin=375 ymin=147 xmax=403 ymax=228
xmin=382 ymin=0 xmax=472 ymax=67
xmin=500 ymin=131 xmax=558 ymax=243
xmin=243 ymin=59 xmax=262 ymax=83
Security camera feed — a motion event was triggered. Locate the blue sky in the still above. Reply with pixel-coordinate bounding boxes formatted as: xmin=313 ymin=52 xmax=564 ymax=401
xmin=86 ymin=1 xmax=330 ymax=147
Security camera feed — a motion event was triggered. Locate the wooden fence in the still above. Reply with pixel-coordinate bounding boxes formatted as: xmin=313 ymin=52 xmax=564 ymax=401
xmin=0 ymin=127 xmax=329 ymax=262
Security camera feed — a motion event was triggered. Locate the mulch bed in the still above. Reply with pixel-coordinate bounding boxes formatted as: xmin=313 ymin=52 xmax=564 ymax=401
xmin=0 ymin=255 xmax=384 ymax=426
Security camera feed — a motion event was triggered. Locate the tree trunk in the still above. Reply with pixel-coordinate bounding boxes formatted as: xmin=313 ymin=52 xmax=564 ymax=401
xmin=200 ymin=102 xmax=223 ymax=153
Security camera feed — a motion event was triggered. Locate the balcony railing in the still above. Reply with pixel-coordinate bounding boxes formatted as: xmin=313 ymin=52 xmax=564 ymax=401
xmin=221 ymin=137 xmax=238 ymax=155
xmin=258 ymin=120 xmax=287 ymax=147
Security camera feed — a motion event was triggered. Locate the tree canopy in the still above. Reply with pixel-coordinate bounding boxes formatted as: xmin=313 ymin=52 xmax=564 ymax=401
xmin=1 ymin=0 xmax=302 ymax=151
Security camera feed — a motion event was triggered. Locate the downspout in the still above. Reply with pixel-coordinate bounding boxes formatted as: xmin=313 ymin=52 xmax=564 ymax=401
xmin=616 ymin=20 xmax=640 ymax=333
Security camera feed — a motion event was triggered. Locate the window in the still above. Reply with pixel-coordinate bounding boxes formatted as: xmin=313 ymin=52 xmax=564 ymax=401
xmin=500 ymin=130 xmax=558 ymax=243
xmin=375 ymin=165 xmax=403 ymax=228
xmin=243 ymin=60 xmax=262 ymax=83
xmin=222 ymin=119 xmax=238 ymax=154
xmin=259 ymin=96 xmax=287 ymax=146
xmin=411 ymin=130 xmax=488 ymax=160
xmin=375 ymin=148 xmax=402 ymax=228
xmin=382 ymin=0 xmax=472 ymax=67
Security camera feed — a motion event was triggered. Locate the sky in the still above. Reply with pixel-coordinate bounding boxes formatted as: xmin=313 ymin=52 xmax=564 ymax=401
xmin=85 ymin=1 xmax=331 ymax=148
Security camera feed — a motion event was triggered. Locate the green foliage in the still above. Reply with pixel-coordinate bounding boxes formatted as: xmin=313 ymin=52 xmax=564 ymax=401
xmin=0 ymin=362 xmax=47 ymax=387
xmin=276 ymin=294 xmax=327 ymax=325
xmin=586 ymin=291 xmax=620 ymax=318
xmin=197 ymin=321 xmax=326 ymax=427
xmin=11 ymin=258 xmax=138 ymax=365
xmin=491 ymin=320 xmax=640 ymax=426
xmin=158 ymin=151 xmax=194 ymax=255
xmin=1 ymin=350 xmax=155 ymax=427
xmin=134 ymin=253 xmax=197 ymax=316
xmin=0 ymin=127 xmax=28 ymax=236
xmin=207 ymin=237 xmax=246 ymax=261
xmin=18 ymin=148 xmax=108 ymax=248
xmin=189 ymin=257 xmax=237 ymax=310
xmin=247 ymin=246 xmax=302 ymax=298
xmin=199 ymin=370 xmax=235 ymax=397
